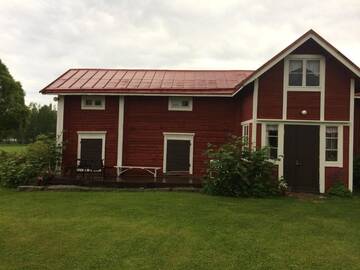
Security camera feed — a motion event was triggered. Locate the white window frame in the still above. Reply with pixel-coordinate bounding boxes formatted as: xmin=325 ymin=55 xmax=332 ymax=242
xmin=263 ymin=124 xmax=279 ymax=161
xmin=168 ymin=97 xmax=193 ymax=111
xmin=163 ymin=132 xmax=194 ymax=174
xmin=77 ymin=131 xmax=106 ymax=163
xmin=324 ymin=125 xmax=343 ymax=167
xmin=81 ymin=96 xmax=106 ymax=110
xmin=284 ymin=55 xmax=325 ymax=92
xmin=242 ymin=123 xmax=249 ymax=141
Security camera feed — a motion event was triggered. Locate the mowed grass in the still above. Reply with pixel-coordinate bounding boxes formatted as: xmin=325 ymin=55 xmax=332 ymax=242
xmin=0 ymin=189 xmax=360 ymax=270
xmin=0 ymin=144 xmax=27 ymax=153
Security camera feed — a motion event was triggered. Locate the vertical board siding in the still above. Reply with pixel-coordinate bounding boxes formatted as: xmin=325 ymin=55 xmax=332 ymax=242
xmin=287 ymin=92 xmax=321 ymax=120
xmin=123 ymin=96 xmax=236 ymax=177
xmin=63 ymin=96 xmax=119 ymax=171
xmin=257 ymin=61 xmax=284 ymax=119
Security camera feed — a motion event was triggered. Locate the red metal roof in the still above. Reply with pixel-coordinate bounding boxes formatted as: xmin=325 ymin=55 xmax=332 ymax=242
xmin=41 ymin=69 xmax=254 ymax=95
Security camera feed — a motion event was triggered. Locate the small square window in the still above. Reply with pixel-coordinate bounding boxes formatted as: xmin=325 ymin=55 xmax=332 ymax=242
xmin=287 ymin=58 xmax=322 ymax=88
xmin=168 ymin=97 xmax=193 ymax=111
xmin=81 ymin=96 xmax=105 ymax=110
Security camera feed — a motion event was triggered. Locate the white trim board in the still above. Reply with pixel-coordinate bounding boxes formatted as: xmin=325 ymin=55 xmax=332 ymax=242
xmin=56 ymin=95 xmax=64 ymax=146
xmin=162 ymin=132 xmax=194 ymax=174
xmin=77 ymin=132 xmax=106 ymax=162
xmin=117 ymin=97 xmax=125 ymax=174
xmin=349 ymin=78 xmax=355 ymax=192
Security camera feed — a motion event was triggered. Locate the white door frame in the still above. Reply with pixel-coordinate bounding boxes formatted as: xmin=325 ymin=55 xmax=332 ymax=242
xmin=77 ymin=131 xmax=107 ymax=162
xmin=163 ymin=132 xmax=194 ymax=174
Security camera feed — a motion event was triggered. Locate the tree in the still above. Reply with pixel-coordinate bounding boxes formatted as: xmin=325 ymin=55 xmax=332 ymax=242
xmin=0 ymin=59 xmax=28 ymax=141
xmin=20 ymin=103 xmax=57 ymax=143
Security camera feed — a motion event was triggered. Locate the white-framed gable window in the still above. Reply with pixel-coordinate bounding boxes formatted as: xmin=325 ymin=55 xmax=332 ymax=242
xmin=285 ymin=55 xmax=324 ymax=90
xmin=81 ymin=96 xmax=105 ymax=110
xmin=168 ymin=97 xmax=193 ymax=111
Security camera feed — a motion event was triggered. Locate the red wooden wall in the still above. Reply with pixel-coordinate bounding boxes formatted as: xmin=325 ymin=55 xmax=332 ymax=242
xmin=62 ymin=96 xmax=119 ymax=170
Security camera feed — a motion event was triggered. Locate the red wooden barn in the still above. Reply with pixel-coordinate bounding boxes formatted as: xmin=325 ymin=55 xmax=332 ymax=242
xmin=41 ymin=30 xmax=360 ymax=193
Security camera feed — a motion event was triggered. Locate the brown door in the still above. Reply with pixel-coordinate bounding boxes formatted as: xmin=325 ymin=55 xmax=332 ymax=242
xmin=284 ymin=125 xmax=319 ymax=193
xmin=166 ymin=140 xmax=191 ymax=173
xmin=80 ymin=139 xmax=103 ymax=167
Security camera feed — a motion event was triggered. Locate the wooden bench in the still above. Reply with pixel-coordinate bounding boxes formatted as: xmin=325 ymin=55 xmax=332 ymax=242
xmin=114 ymin=166 xmax=161 ymax=180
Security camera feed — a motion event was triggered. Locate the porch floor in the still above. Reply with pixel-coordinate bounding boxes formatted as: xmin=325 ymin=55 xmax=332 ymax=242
xmin=50 ymin=175 xmax=203 ymax=188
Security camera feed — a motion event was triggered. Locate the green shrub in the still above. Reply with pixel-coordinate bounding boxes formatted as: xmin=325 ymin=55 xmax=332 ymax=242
xmin=203 ymin=136 xmax=283 ymax=197
xmin=0 ymin=135 xmax=62 ymax=188
xmin=327 ymin=182 xmax=352 ymax=198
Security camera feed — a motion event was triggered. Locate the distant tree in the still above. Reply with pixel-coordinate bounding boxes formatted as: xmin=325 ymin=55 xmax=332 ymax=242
xmin=20 ymin=103 xmax=57 ymax=143
xmin=0 ymin=59 xmax=28 ymax=141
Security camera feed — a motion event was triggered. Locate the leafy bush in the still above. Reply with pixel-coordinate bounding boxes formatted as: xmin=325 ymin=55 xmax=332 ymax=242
xmin=203 ymin=136 xmax=283 ymax=197
xmin=327 ymin=182 xmax=352 ymax=198
xmin=0 ymin=135 xmax=62 ymax=187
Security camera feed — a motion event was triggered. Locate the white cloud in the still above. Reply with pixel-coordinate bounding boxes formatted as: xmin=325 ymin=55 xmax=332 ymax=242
xmin=0 ymin=0 xmax=359 ymax=104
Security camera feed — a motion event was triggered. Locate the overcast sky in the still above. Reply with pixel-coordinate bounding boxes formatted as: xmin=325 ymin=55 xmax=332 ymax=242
xmin=1 ymin=0 xmax=359 ymax=105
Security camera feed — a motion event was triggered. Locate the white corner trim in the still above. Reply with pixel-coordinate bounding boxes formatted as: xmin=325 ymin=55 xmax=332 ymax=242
xmin=77 ymin=132 xmax=106 ymax=161
xmin=163 ymin=132 xmax=194 ymax=174
xmin=278 ymin=123 xmax=285 ymax=179
xmin=117 ymin=97 xmax=125 ymax=172
xmin=251 ymin=79 xmax=258 ymax=147
xmin=319 ymin=125 xmax=326 ymax=193
xmin=349 ymin=78 xmax=355 ymax=192
xmin=56 ymin=95 xmax=64 ymax=146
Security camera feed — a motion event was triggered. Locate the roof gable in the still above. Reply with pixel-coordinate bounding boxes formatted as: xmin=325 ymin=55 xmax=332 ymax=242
xmin=234 ymin=29 xmax=360 ymax=95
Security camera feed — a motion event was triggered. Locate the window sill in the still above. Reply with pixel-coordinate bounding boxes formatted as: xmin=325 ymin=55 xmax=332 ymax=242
xmin=287 ymin=86 xmax=322 ymax=92
xmin=81 ymin=106 xmax=105 ymax=110
xmin=324 ymin=161 xmax=343 ymax=168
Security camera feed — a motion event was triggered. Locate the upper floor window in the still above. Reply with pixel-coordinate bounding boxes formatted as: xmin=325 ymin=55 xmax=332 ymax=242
xmin=168 ymin=97 xmax=193 ymax=111
xmin=287 ymin=57 xmax=323 ymax=89
xmin=81 ymin=96 xmax=105 ymax=110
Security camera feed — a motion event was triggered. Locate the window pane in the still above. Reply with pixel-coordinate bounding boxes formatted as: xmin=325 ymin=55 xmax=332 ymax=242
xmin=289 ymin=60 xmax=303 ymax=86
xmin=326 ymin=150 xmax=337 ymax=161
xmin=306 ymin=60 xmax=320 ymax=86
xmin=326 ymin=138 xmax=337 ymax=150
xmin=270 ymin=148 xmax=277 ymax=160
xmin=85 ymin=99 xmax=93 ymax=106
xmin=94 ymin=99 xmax=102 ymax=106
xmin=268 ymin=137 xmax=278 ymax=148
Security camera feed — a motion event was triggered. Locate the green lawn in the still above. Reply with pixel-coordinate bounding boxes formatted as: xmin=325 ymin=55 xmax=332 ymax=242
xmin=0 ymin=189 xmax=360 ymax=270
xmin=0 ymin=144 xmax=27 ymax=153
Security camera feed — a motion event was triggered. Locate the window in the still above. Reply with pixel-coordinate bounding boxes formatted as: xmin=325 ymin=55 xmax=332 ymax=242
xmin=242 ymin=124 xmax=249 ymax=142
xmin=265 ymin=124 xmax=278 ymax=159
xmin=325 ymin=126 xmax=338 ymax=162
xmin=168 ymin=97 xmax=193 ymax=111
xmin=81 ymin=96 xmax=105 ymax=110
xmin=288 ymin=58 xmax=321 ymax=87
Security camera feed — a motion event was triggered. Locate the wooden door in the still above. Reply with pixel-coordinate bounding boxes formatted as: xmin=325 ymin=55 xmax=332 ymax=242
xmin=80 ymin=139 xmax=103 ymax=167
xmin=166 ymin=140 xmax=191 ymax=173
xmin=284 ymin=125 xmax=319 ymax=192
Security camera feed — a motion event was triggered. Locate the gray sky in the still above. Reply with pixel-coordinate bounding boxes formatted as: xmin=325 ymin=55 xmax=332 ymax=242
xmin=1 ymin=0 xmax=359 ymax=105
